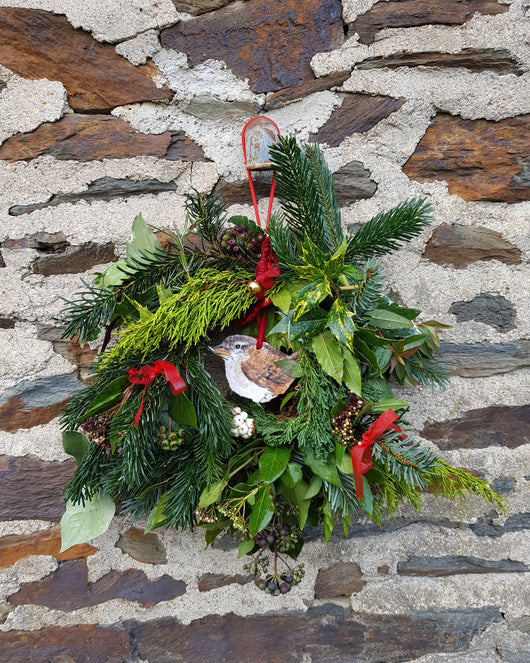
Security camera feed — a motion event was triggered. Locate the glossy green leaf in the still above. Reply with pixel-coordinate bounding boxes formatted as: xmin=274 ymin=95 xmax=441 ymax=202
xmin=327 ymin=299 xmax=355 ymax=349
xmin=168 ymin=391 xmax=198 ymax=429
xmin=62 ymin=431 xmax=89 ymax=466
xmin=198 ymin=480 xmax=227 ymax=508
xmin=270 ymin=287 xmax=292 ymax=314
xmin=359 ymin=477 xmax=374 ymax=516
xmin=322 ymin=501 xmax=335 ymax=542
xmin=312 ymin=330 xmax=343 ymax=383
xmin=341 ymin=346 xmax=362 ymax=396
xmin=259 ymin=446 xmax=291 ymax=483
xmin=145 ymin=493 xmax=169 ymax=532
xmin=371 ymin=398 xmax=409 ymax=414
xmin=304 ymin=448 xmax=341 ymax=487
xmin=287 ymin=463 xmax=303 ymax=484
xmin=337 ymin=449 xmax=353 ymax=474
xmin=248 ymin=486 xmax=274 ymax=536
xmin=238 ymin=538 xmax=256 ymax=558
xmin=60 ymin=492 xmax=115 ymax=552
xmin=304 ymin=475 xmax=323 ymax=499
xmin=293 ymin=279 xmax=331 ymax=322
xmin=365 ymin=309 xmax=414 ymax=329
xmin=82 ymin=376 xmax=129 ymax=420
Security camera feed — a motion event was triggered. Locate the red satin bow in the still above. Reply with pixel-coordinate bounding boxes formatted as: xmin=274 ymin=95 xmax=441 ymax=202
xmin=240 ymin=237 xmax=281 ymax=349
xmin=128 ymin=360 xmax=186 ymax=425
xmin=350 ymin=409 xmax=402 ymax=500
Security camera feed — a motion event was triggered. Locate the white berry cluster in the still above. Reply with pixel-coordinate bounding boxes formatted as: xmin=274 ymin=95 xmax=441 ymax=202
xmin=230 ymin=406 xmax=255 ymax=439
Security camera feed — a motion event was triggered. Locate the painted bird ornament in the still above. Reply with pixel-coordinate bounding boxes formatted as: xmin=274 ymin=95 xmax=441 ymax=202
xmin=211 ymin=334 xmax=297 ymax=403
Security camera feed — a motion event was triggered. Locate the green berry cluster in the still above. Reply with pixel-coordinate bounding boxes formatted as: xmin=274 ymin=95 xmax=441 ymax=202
xmin=220 ymin=223 xmax=265 ymax=258
xmin=158 ymin=425 xmax=185 ymax=451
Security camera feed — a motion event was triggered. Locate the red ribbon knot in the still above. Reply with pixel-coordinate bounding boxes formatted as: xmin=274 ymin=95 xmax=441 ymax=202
xmin=128 ymin=360 xmax=186 ymax=425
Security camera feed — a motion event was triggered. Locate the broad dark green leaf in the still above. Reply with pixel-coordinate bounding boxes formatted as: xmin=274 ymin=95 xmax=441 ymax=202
xmin=322 ymin=501 xmax=335 ymax=542
xmin=365 ymin=309 xmax=414 ymax=329
xmin=341 ymin=346 xmax=362 ymax=396
xmin=304 ymin=448 xmax=341 ymax=487
xmin=62 ymin=431 xmax=89 ymax=466
xmin=238 ymin=538 xmax=256 ymax=558
xmin=248 ymin=486 xmax=274 ymax=536
xmin=259 ymin=446 xmax=291 ymax=482
xmin=312 ymin=330 xmax=343 ymax=383
xmin=304 ymin=475 xmax=323 ymax=499
xmin=371 ymin=398 xmax=409 ymax=413
xmin=82 ymin=376 xmax=129 ymax=420
xmin=168 ymin=391 xmax=198 ymax=429
xmin=359 ymin=477 xmax=374 ymax=516
xmin=198 ymin=479 xmax=227 ymax=508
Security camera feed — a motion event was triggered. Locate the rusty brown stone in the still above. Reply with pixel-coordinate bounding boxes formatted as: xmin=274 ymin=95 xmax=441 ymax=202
xmin=423 ymin=224 xmax=522 ymax=268
xmin=0 ymin=115 xmax=172 ymax=162
xmin=161 ymin=0 xmax=344 ymax=94
xmin=0 ymin=526 xmax=97 ymax=568
xmin=403 ymin=114 xmax=530 ymax=202
xmin=128 ymin=605 xmax=502 ymax=662
xmin=350 ymin=0 xmax=508 ymax=45
xmin=311 ymin=94 xmax=405 ymax=147
xmin=116 ymin=527 xmax=168 ymax=565
xmin=265 ymin=71 xmax=351 ymax=110
xmin=170 ymin=0 xmax=234 ymax=14
xmin=9 ymin=558 xmax=186 ymax=610
xmin=354 ymin=49 xmax=522 ymax=76
xmin=0 ymin=8 xmax=172 ymax=112
xmin=214 ymin=172 xmax=274 ymax=207
xmin=397 ymin=555 xmax=528 ymax=576
xmin=0 ymin=455 xmax=75 ymax=520
xmin=31 ymin=242 xmax=117 ymax=276
xmin=198 ymin=573 xmax=251 ymax=592
xmin=314 ymin=562 xmax=365 ymax=598
xmin=0 ymin=395 xmax=71 ymax=433
xmin=0 ymin=624 xmax=130 ymax=663
xmin=166 ymin=132 xmax=208 ymax=161
xmin=421 ymin=405 xmax=530 ymax=450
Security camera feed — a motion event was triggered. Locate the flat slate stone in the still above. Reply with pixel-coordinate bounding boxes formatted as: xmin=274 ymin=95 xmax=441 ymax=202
xmin=3 ymin=231 xmax=69 ymax=252
xmin=198 ymin=572 xmax=252 ymax=592
xmin=354 ymin=48 xmax=522 ymax=76
xmin=397 ymin=555 xmax=528 ymax=576
xmin=439 ymin=340 xmax=530 ymax=377
xmin=126 ymin=605 xmax=502 ymax=662
xmin=421 ymin=404 xmax=530 ymax=450
xmin=471 ymin=512 xmax=530 ymax=538
xmin=423 ymin=224 xmax=522 ymax=268
xmin=0 ymin=317 xmax=15 ymax=329
xmin=116 ymin=527 xmax=168 ymax=565
xmin=0 ymin=624 xmax=130 ymax=663
xmin=265 ymin=70 xmax=351 ymax=109
xmin=0 ymin=455 xmax=75 ymax=520
xmin=311 ymin=93 xmax=405 ymax=147
xmin=449 ymin=293 xmax=516 ymax=333
xmin=314 ymin=562 xmax=365 ymax=598
xmin=403 ymin=114 xmax=530 ymax=202
xmin=9 ymin=177 xmax=178 ymax=216
xmin=333 ymin=160 xmax=378 ymax=204
xmin=31 ymin=242 xmax=117 ymax=275
xmin=0 ymin=8 xmax=172 ymax=112
xmin=214 ymin=172 xmax=274 ymax=207
xmin=350 ymin=0 xmax=508 ymax=45
xmin=161 ymin=0 xmax=344 ymax=94
xmin=0 ymin=525 xmax=97 ymax=568
xmin=9 ymin=558 xmax=186 ymax=610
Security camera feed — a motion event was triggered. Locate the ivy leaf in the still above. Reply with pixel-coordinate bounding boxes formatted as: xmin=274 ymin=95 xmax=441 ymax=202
xmin=293 ymin=279 xmax=332 ymax=322
xmin=168 ymin=391 xmax=198 ymax=429
xmin=198 ymin=479 xmax=227 ymax=508
xmin=248 ymin=486 xmax=274 ymax=536
xmin=62 ymin=431 xmax=89 ymax=466
xmin=327 ymin=299 xmax=355 ymax=349
xmin=82 ymin=376 xmax=129 ymax=420
xmin=259 ymin=446 xmax=291 ymax=483
xmin=270 ymin=287 xmax=292 ymax=314
xmin=372 ymin=398 xmax=409 ymax=413
xmin=60 ymin=492 xmax=115 ymax=552
xmin=275 ymin=359 xmax=303 ymax=378
xmin=312 ymin=330 xmax=343 ymax=383
xmin=203 ymin=519 xmax=231 ymax=547
xmin=365 ymin=309 xmax=414 ymax=330
xmin=238 ymin=538 xmax=256 ymax=558
xmin=341 ymin=347 xmax=362 ymax=396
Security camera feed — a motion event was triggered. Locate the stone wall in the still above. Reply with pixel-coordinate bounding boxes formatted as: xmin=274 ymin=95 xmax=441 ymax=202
xmin=0 ymin=1 xmax=529 ymax=661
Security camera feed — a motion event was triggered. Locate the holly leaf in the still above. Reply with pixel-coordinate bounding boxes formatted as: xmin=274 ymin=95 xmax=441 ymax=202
xmin=62 ymin=431 xmax=89 ymax=466
xmin=60 ymin=492 xmax=115 ymax=552
xmin=259 ymin=446 xmax=290 ymax=483
xmin=312 ymin=330 xmax=343 ymax=383
xmin=168 ymin=391 xmax=198 ymax=429
xmin=341 ymin=347 xmax=362 ymax=396
xmin=327 ymin=299 xmax=355 ymax=349
xmin=293 ymin=279 xmax=332 ymax=322
xmin=198 ymin=479 xmax=227 ymax=508
xmin=248 ymin=486 xmax=274 ymax=536
xmin=300 ymin=234 xmax=327 ymax=269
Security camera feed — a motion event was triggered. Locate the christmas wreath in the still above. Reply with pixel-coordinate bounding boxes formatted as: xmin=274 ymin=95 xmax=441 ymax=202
xmin=59 ymin=133 xmax=502 ymax=596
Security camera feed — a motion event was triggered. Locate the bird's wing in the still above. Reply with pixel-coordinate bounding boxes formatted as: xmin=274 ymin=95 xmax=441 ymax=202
xmin=241 ymin=348 xmax=295 ymax=396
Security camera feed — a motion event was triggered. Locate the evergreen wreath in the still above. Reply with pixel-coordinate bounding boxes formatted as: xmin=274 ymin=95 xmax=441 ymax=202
xmin=58 ymin=135 xmax=502 ymax=596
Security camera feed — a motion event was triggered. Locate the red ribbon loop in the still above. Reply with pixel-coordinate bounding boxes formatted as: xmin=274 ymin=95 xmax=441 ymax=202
xmin=350 ymin=409 xmax=402 ymax=500
xmin=128 ymin=360 xmax=186 ymax=425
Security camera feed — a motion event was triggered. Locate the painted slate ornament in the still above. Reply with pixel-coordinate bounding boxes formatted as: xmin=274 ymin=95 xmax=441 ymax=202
xmin=211 ymin=334 xmax=296 ymax=403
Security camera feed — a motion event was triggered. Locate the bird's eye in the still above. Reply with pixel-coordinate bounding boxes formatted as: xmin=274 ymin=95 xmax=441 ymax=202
xmin=235 ymin=344 xmax=241 ymax=349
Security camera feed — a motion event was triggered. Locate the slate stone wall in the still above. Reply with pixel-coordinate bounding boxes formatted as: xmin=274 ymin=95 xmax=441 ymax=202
xmin=0 ymin=1 xmax=529 ymax=661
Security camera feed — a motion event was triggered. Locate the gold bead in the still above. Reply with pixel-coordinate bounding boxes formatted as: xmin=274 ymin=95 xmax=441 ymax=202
xmin=247 ymin=281 xmax=264 ymax=296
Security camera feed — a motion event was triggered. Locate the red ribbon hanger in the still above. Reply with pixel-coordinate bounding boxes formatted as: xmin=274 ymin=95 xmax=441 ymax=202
xmin=350 ymin=409 xmax=403 ymax=500
xmin=128 ymin=360 xmax=186 ymax=425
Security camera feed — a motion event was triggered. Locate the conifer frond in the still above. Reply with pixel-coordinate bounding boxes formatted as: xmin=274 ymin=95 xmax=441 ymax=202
xmin=346 ymin=198 xmax=432 ymax=261
xmin=428 ymin=461 xmax=505 ymax=510
xmin=267 ymin=214 xmax=299 ymax=271
xmin=372 ymin=433 xmax=439 ymax=488
xmin=305 ymin=144 xmax=343 ymax=250
xmin=185 ymin=188 xmax=227 ymax=248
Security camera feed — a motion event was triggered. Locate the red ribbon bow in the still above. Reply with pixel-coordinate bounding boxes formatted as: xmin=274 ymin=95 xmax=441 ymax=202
xmin=350 ymin=409 xmax=402 ymax=500
xmin=239 ymin=236 xmax=281 ymax=349
xmin=128 ymin=360 xmax=186 ymax=425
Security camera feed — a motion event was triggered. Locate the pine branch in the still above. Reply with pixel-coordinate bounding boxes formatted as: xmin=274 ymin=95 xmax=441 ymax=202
xmin=372 ymin=432 xmax=439 ymax=488
xmin=340 ymin=258 xmax=384 ymax=314
xmin=428 ymin=460 xmax=505 ymax=510
xmin=185 ymin=188 xmax=227 ymax=248
xmin=305 ymin=144 xmax=343 ymax=250
xmin=267 ymin=214 xmax=300 ymax=272
xmin=346 ymin=198 xmax=432 ymax=261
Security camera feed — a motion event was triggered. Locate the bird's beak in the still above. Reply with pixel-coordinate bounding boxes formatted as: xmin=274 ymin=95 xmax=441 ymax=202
xmin=209 ymin=345 xmax=231 ymax=359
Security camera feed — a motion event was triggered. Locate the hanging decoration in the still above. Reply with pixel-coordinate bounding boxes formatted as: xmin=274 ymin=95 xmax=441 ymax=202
xmin=58 ymin=119 xmax=503 ymax=596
